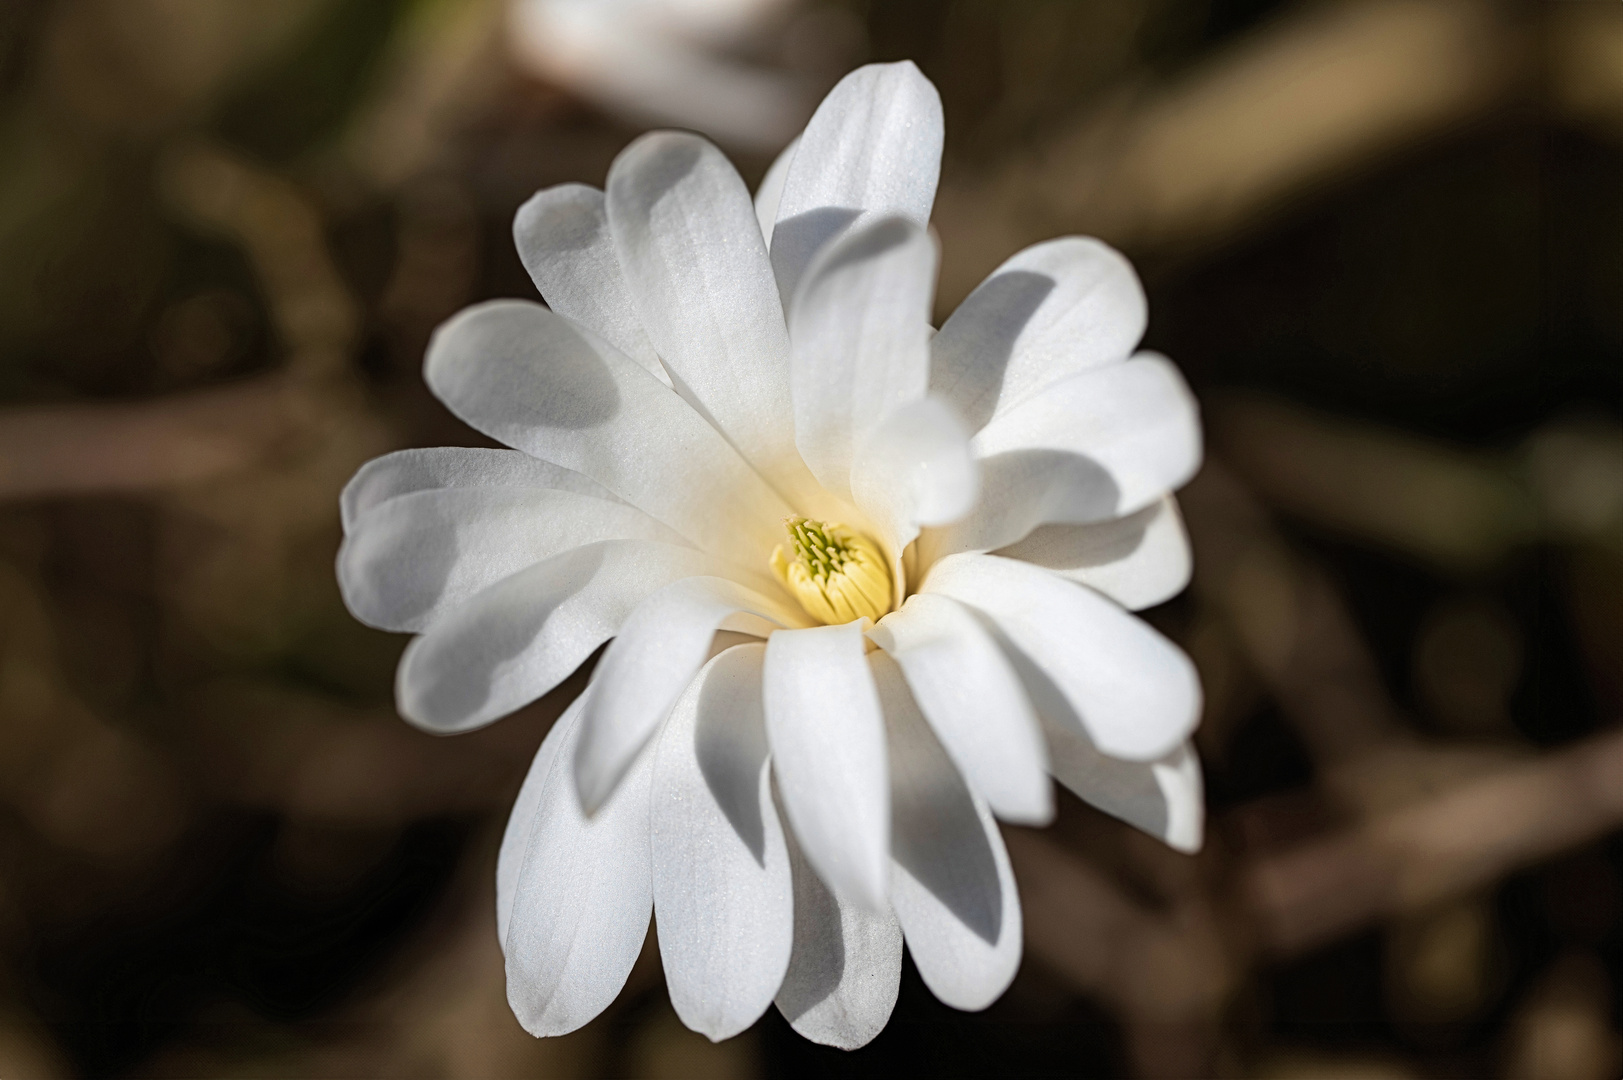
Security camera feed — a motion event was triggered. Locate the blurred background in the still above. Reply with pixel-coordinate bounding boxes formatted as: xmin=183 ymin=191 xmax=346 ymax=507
xmin=0 ymin=0 xmax=1619 ymax=1076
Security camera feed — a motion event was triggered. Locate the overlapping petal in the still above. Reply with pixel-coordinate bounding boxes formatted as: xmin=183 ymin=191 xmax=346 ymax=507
xmin=1044 ymin=722 xmax=1205 ymax=854
xmin=513 ymin=183 xmax=668 ymax=383
xmin=769 ymin=61 xmax=943 ymax=309
xmin=652 ymin=645 xmax=793 ymax=1041
xmin=788 ymin=216 xmax=935 ymax=502
xmin=575 ymin=576 xmax=807 ymax=812
xmin=505 ymin=688 xmax=654 ymax=1037
xmin=850 ymin=396 xmax=978 ymax=605
xmin=396 ymin=540 xmax=743 ymax=733
xmin=340 ymin=446 xmax=619 ymax=533
xmin=922 ymin=553 xmax=1201 ymax=762
xmin=774 ymin=809 xmax=903 ymax=1050
xmin=497 ymin=694 xmax=577 ymax=951
xmin=868 ymin=593 xmax=1050 ymax=824
xmin=993 ymin=496 xmax=1192 ymax=612
xmin=754 ymin=136 xmax=798 ymax=245
xmin=606 ymin=132 xmax=819 ymax=503
xmin=926 ymin=353 xmax=1201 ymax=557
xmin=873 ymin=653 xmax=1022 ymax=1010
xmin=339 ymin=486 xmax=682 ymax=633
xmin=424 ymin=299 xmax=790 ymax=566
xmin=762 ymin=621 xmax=890 ymax=911
xmin=931 ymin=237 xmax=1146 ymax=432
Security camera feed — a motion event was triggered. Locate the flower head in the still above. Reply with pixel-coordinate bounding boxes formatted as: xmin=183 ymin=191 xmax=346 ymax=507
xmin=338 ymin=61 xmax=1204 ymax=1049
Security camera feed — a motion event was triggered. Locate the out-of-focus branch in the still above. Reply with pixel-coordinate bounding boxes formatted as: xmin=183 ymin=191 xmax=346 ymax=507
xmin=935 ymin=0 xmax=1522 ymax=307
xmin=159 ymin=144 xmax=359 ymax=379
xmin=1211 ymin=396 xmax=1623 ymax=570
xmin=1244 ymin=724 xmax=1623 ymax=955
xmin=1181 ymin=462 xmax=1408 ymax=769
xmin=0 ymin=145 xmax=375 ymax=503
xmin=1211 ymin=395 xmax=1539 ymax=570
xmin=0 ymin=377 xmax=309 ymax=500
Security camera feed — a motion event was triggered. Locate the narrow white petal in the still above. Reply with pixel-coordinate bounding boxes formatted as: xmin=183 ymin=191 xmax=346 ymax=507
xmin=1045 ymin=723 xmax=1205 ymax=854
xmin=872 ymin=653 xmax=1021 ymax=1010
xmin=338 ymin=487 xmax=682 ymax=633
xmin=770 ymin=62 xmax=943 ymax=309
xmin=498 ymin=694 xmax=582 ymax=951
xmin=931 ymin=237 xmax=1146 ymax=432
xmin=340 ymin=447 xmax=618 ymax=534
xmin=929 ymin=354 xmax=1201 ymax=556
xmin=505 ymin=688 xmax=653 ymax=1037
xmin=851 ymin=397 xmax=979 ymax=602
xmin=754 ymin=137 xmax=798 ymax=245
xmin=775 ymin=807 xmax=903 ymax=1050
xmin=921 ymin=553 xmax=1201 ymax=762
xmin=606 ymin=132 xmax=814 ymax=500
xmin=868 ymin=593 xmax=1051 ymax=824
xmin=576 ymin=577 xmax=806 ymax=812
xmin=424 ymin=300 xmax=791 ymax=567
xmin=789 ymin=216 xmax=936 ymax=501
xmin=762 ymin=622 xmax=890 ymax=911
xmin=512 ymin=183 xmax=668 ymax=383
xmin=397 ymin=540 xmax=750 ymax=734
xmin=993 ymin=496 xmax=1192 ymax=611
xmin=652 ymin=645 xmax=793 ymax=1041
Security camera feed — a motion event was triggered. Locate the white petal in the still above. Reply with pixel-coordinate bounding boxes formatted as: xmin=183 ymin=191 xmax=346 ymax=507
xmin=789 ymin=216 xmax=935 ymax=502
xmin=931 ymin=237 xmax=1146 ymax=432
xmin=868 ymin=593 xmax=1051 ymax=824
xmin=576 ymin=577 xmax=806 ymax=812
xmin=872 ymin=652 xmax=1021 ymax=1011
xmin=498 ymin=693 xmax=582 ymax=951
xmin=762 ymin=622 xmax=889 ymax=911
xmin=338 ymin=487 xmax=682 ymax=633
xmin=424 ymin=299 xmax=791 ymax=567
xmin=505 ymin=687 xmax=653 ymax=1037
xmin=606 ymin=132 xmax=814 ymax=501
xmin=652 ymin=644 xmax=793 ymax=1041
xmin=397 ymin=539 xmax=745 ymax=734
xmin=851 ymin=397 xmax=979 ymax=601
xmin=775 ymin=807 xmax=903 ymax=1050
xmin=992 ymin=496 xmax=1192 ymax=612
xmin=1044 ymin=723 xmax=1205 ymax=854
xmin=921 ymin=553 xmax=1201 ymax=762
xmin=512 ymin=183 xmax=668 ymax=383
xmin=770 ymin=62 xmax=944 ymax=309
xmin=340 ymin=447 xmax=618 ymax=534
xmin=754 ymin=137 xmax=798 ymax=245
xmin=928 ymin=353 xmax=1201 ymax=557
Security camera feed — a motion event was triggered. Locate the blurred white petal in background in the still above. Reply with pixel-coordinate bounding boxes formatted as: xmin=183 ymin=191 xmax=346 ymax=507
xmin=509 ymin=0 xmax=862 ymax=150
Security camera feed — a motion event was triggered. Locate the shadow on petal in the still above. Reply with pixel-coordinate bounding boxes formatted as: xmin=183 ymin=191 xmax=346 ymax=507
xmin=407 ymin=543 xmax=607 ymax=722
xmin=771 ymin=205 xmax=862 ymax=297
xmin=696 ymin=652 xmax=771 ymax=866
xmin=928 ymin=448 xmax=1121 ymax=557
xmin=878 ymin=655 xmax=1002 ymax=946
xmin=932 ymin=269 xmax=1056 ymax=432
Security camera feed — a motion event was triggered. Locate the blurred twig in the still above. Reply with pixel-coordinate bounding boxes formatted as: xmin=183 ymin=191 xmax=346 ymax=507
xmin=1244 ymin=724 xmax=1623 ymax=955
xmin=935 ymin=0 xmax=1522 ymax=306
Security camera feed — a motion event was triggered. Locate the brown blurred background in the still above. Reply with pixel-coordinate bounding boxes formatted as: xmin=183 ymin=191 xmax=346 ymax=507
xmin=0 ymin=0 xmax=1620 ymax=1076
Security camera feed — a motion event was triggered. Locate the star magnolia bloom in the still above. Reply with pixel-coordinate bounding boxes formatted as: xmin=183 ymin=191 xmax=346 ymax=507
xmin=338 ymin=62 xmax=1204 ymax=1049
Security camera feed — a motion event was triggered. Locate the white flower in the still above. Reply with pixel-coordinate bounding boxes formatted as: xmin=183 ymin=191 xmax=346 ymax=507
xmin=338 ymin=62 xmax=1204 ymax=1049
xmin=509 ymin=0 xmax=817 ymax=151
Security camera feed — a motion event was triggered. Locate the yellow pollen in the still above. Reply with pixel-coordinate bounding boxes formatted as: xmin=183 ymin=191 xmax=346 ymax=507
xmin=769 ymin=516 xmax=892 ymax=625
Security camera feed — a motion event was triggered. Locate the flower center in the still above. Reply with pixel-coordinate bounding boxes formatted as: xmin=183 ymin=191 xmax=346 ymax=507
xmin=770 ymin=516 xmax=892 ymax=625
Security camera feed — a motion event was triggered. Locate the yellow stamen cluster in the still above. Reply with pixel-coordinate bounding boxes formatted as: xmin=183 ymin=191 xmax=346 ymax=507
xmin=770 ymin=516 xmax=892 ymax=625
